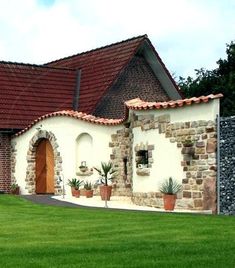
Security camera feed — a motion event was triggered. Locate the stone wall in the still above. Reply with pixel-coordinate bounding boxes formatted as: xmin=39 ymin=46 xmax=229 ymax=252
xmin=109 ymin=125 xmax=133 ymax=196
xmin=130 ymin=113 xmax=217 ymax=212
xmin=219 ymin=116 xmax=235 ymax=215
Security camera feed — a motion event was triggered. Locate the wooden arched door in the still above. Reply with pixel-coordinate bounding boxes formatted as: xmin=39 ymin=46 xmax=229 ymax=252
xmin=35 ymin=139 xmax=55 ymax=194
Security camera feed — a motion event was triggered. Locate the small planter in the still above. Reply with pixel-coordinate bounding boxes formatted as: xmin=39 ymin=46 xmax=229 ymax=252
xmin=71 ymin=187 xmax=80 ymax=198
xmin=163 ymin=194 xmax=177 ymax=211
xmin=160 ymin=177 xmax=181 ymax=211
xmin=11 ymin=187 xmax=20 ymax=195
xmin=85 ymin=190 xmax=94 ymax=198
xmin=80 ymin=188 xmax=86 ymax=196
xmin=100 ymin=185 xmax=112 ymax=201
xmin=68 ymin=178 xmax=83 ymax=197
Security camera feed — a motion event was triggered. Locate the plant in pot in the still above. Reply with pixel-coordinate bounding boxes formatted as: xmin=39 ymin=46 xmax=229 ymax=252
xmin=83 ymin=181 xmax=93 ymax=198
xmin=94 ymin=161 xmax=116 ymax=201
xmin=10 ymin=183 xmax=20 ymax=195
xmin=67 ymin=178 xmax=83 ymax=198
xmin=159 ymin=177 xmax=182 ymax=211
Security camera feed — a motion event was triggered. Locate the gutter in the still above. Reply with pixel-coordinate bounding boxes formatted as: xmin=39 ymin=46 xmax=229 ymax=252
xmin=73 ymin=69 xmax=82 ymax=111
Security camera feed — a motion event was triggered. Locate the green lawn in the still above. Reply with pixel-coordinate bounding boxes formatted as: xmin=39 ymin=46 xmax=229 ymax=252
xmin=0 ymin=195 xmax=234 ymax=268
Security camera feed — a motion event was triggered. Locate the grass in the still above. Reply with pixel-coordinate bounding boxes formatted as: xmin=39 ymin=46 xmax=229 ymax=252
xmin=0 ymin=195 xmax=235 ymax=268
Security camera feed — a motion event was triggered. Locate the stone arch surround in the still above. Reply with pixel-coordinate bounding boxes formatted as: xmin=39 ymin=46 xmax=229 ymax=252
xmin=25 ymin=130 xmax=62 ymax=194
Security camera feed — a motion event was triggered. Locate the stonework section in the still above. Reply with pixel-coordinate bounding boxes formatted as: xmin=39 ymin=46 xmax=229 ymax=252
xmin=130 ymin=113 xmax=217 ymax=212
xmin=0 ymin=133 xmax=11 ymax=192
xmin=11 ymin=130 xmax=63 ymax=195
xmin=220 ymin=117 xmax=235 ymax=215
xmin=134 ymin=143 xmax=154 ymax=176
xmin=109 ymin=126 xmax=133 ymax=196
xmin=93 ymin=55 xmax=170 ymax=119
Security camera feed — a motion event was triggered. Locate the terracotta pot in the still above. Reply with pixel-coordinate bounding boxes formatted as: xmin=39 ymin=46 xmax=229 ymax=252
xmin=85 ymin=190 xmax=94 ymax=198
xmin=80 ymin=189 xmax=86 ymax=196
xmin=11 ymin=187 xmax=20 ymax=195
xmin=163 ymin=194 xmax=177 ymax=211
xmin=100 ymin=185 xmax=112 ymax=201
xmin=71 ymin=187 xmax=80 ymax=198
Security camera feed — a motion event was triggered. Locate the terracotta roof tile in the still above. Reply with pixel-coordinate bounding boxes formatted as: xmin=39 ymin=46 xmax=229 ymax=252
xmin=14 ymin=110 xmax=124 ymax=137
xmin=1 ymin=36 xmax=149 ymax=130
xmin=0 ymin=61 xmax=77 ymax=129
xmin=15 ymin=94 xmax=222 ymax=137
xmin=46 ymin=35 xmax=147 ymax=114
xmin=125 ymin=94 xmax=223 ymax=110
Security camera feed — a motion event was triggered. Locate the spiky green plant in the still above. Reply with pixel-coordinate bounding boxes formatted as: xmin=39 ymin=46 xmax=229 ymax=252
xmin=83 ymin=181 xmax=92 ymax=190
xmin=67 ymin=178 xmax=83 ymax=190
xmin=94 ymin=161 xmax=116 ymax=186
xmin=159 ymin=177 xmax=182 ymax=195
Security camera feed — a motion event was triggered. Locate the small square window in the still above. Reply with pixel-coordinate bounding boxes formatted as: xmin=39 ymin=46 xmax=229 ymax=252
xmin=136 ymin=150 xmax=148 ymax=168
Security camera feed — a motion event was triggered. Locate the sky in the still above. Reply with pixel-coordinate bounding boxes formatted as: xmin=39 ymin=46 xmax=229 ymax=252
xmin=0 ymin=0 xmax=234 ymax=79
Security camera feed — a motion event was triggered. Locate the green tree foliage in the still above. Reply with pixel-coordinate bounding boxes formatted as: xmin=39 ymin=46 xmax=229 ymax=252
xmin=178 ymin=41 xmax=235 ymax=116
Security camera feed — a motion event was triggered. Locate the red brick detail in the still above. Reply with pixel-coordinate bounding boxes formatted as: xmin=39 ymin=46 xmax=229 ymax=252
xmin=0 ymin=134 xmax=11 ymax=192
xmin=93 ymin=56 xmax=170 ymax=118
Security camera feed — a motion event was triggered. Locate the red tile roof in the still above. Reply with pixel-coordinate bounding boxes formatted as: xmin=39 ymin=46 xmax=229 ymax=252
xmin=125 ymin=94 xmax=223 ymax=110
xmin=46 ymin=35 xmax=149 ymax=114
xmin=15 ymin=94 xmax=222 ymax=137
xmin=0 ymin=62 xmax=77 ymax=129
xmin=14 ymin=110 xmax=124 ymax=137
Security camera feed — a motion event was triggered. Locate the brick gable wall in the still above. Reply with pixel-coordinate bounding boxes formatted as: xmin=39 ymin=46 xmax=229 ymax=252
xmin=93 ymin=55 xmax=170 ymax=119
xmin=0 ymin=134 xmax=11 ymax=192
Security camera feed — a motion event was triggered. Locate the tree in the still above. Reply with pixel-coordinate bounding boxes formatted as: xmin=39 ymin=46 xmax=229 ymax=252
xmin=178 ymin=41 xmax=235 ymax=116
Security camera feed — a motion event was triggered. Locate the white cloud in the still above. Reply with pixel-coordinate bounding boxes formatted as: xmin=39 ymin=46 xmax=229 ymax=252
xmin=0 ymin=0 xmax=234 ymax=77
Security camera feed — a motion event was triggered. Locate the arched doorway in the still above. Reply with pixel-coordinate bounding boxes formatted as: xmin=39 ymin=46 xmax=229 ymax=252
xmin=35 ymin=138 xmax=55 ymax=194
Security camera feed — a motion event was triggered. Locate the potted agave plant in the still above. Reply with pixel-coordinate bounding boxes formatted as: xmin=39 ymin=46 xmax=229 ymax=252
xmin=10 ymin=183 xmax=20 ymax=195
xmin=83 ymin=181 xmax=93 ymax=198
xmin=94 ymin=161 xmax=116 ymax=201
xmin=159 ymin=177 xmax=182 ymax=211
xmin=67 ymin=178 xmax=83 ymax=198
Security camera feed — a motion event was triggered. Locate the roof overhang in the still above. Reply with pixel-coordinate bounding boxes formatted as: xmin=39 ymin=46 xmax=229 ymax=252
xmin=137 ymin=40 xmax=182 ymax=100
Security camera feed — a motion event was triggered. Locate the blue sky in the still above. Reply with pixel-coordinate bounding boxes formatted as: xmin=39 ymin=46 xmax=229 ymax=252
xmin=0 ymin=0 xmax=234 ymax=78
xmin=37 ymin=0 xmax=55 ymax=7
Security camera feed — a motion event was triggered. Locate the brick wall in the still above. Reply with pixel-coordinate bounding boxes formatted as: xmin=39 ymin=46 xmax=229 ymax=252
xmin=93 ymin=55 xmax=170 ymax=119
xmin=0 ymin=133 xmax=11 ymax=192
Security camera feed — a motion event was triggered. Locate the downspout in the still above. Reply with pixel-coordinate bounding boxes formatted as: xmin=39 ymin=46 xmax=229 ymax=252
xmin=73 ymin=69 xmax=82 ymax=111
xmin=216 ymin=114 xmax=221 ymax=215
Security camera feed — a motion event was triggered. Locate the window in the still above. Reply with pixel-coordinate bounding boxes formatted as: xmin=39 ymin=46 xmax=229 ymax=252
xmin=136 ymin=150 xmax=148 ymax=168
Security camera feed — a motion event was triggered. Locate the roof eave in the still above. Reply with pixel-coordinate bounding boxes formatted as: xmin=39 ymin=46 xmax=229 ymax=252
xmin=137 ymin=39 xmax=183 ymax=100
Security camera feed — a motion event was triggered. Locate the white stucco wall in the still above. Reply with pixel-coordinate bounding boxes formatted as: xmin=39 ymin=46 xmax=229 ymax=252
xmin=131 ymin=99 xmax=219 ymax=124
xmin=132 ymin=128 xmax=184 ymax=192
xmin=12 ymin=99 xmax=220 ymax=196
xmin=132 ymin=99 xmax=219 ymax=193
xmin=12 ymin=117 xmax=121 ymax=195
